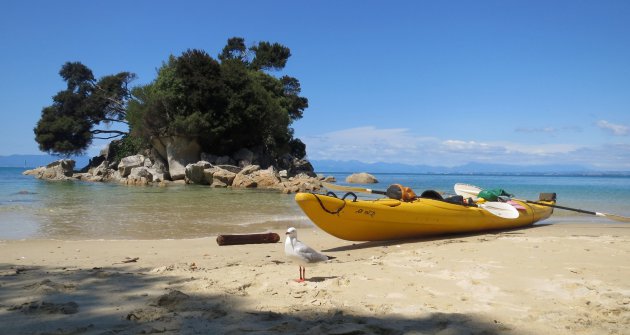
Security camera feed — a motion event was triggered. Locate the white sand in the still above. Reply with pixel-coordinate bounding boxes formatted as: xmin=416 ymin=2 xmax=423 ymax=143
xmin=1 ymin=223 xmax=629 ymax=334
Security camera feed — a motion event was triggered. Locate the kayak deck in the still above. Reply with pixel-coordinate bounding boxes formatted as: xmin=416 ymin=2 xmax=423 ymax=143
xmin=294 ymin=192 xmax=554 ymax=241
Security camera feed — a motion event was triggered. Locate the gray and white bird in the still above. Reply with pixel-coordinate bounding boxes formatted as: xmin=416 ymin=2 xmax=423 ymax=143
xmin=284 ymin=227 xmax=334 ymax=282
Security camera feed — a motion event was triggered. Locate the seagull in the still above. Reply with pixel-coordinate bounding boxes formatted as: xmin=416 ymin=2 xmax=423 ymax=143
xmin=284 ymin=227 xmax=334 ymax=282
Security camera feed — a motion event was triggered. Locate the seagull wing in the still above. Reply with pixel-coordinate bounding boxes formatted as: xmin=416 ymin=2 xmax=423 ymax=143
xmin=293 ymin=240 xmax=329 ymax=263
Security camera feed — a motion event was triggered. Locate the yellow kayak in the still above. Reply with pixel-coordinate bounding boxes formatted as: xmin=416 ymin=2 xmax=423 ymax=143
xmin=294 ymin=192 xmax=555 ymax=241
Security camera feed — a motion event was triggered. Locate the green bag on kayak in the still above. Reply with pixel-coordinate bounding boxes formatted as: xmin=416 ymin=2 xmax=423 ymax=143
xmin=477 ymin=189 xmax=513 ymax=201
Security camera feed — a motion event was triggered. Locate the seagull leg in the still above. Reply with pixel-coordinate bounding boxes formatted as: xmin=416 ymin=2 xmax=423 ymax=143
xmin=295 ymin=266 xmax=306 ymax=282
xmin=295 ymin=266 xmax=305 ymax=282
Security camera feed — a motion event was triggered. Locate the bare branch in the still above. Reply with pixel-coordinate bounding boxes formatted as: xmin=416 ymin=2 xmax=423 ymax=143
xmin=100 ymin=118 xmax=129 ymax=125
xmin=91 ymin=129 xmax=128 ymax=135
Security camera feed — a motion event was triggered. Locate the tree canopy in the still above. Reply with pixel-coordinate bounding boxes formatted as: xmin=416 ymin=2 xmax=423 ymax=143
xmin=34 ymin=62 xmax=135 ymax=156
xmin=128 ymin=37 xmax=308 ymax=159
xmin=35 ymin=37 xmax=309 ymax=160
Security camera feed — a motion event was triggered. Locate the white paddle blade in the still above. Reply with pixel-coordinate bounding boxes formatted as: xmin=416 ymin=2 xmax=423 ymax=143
xmin=597 ymin=212 xmax=630 ymax=223
xmin=479 ymin=202 xmax=520 ymax=219
xmin=454 ymin=183 xmax=483 ymax=200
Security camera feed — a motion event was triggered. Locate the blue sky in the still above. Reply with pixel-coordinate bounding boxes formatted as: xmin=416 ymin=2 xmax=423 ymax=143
xmin=1 ymin=0 xmax=629 ymax=170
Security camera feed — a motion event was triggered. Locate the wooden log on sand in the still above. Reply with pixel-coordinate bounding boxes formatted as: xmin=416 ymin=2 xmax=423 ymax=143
xmin=216 ymin=232 xmax=280 ymax=246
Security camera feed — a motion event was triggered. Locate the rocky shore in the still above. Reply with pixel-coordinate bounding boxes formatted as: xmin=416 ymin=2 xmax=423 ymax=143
xmin=23 ymin=144 xmax=336 ymax=194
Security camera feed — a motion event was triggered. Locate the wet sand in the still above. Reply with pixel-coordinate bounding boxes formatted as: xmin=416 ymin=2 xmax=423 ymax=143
xmin=1 ymin=223 xmax=629 ymax=334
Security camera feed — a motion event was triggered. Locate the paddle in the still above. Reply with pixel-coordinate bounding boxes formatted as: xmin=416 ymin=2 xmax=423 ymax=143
xmin=322 ymin=182 xmax=519 ymax=219
xmin=454 ymin=183 xmax=630 ymax=223
xmin=322 ymin=182 xmax=387 ymax=195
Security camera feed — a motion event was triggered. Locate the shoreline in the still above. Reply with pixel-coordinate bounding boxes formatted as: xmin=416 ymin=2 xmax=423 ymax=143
xmin=1 ymin=223 xmax=629 ymax=334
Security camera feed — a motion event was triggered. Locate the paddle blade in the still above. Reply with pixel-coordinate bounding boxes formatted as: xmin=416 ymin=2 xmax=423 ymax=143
xmin=598 ymin=212 xmax=630 ymax=223
xmin=454 ymin=183 xmax=482 ymax=200
xmin=479 ymin=202 xmax=520 ymax=219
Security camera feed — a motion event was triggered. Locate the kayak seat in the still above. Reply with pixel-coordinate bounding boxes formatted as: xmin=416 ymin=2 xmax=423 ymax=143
xmin=420 ymin=190 xmax=443 ymax=200
xmin=420 ymin=190 xmax=468 ymax=206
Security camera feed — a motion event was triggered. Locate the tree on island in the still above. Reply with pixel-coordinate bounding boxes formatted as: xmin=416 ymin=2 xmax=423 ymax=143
xmin=34 ymin=62 xmax=136 ymax=156
xmin=128 ymin=37 xmax=308 ymax=160
xmin=34 ymin=37 xmax=308 ymax=163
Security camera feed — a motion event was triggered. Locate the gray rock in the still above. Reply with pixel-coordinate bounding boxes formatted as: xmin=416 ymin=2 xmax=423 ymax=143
xmin=210 ymin=167 xmax=237 ymax=186
xmin=118 ymin=155 xmax=145 ymax=178
xmin=185 ymin=161 xmax=212 ymax=184
xmin=345 ymin=172 xmax=378 ymax=184
xmin=152 ymin=136 xmax=201 ymax=181
xmin=30 ymin=159 xmax=76 ymax=180
xmin=128 ymin=167 xmax=153 ymax=182
xmin=232 ymin=165 xmax=261 ymax=188
xmin=251 ymin=166 xmax=281 ymax=189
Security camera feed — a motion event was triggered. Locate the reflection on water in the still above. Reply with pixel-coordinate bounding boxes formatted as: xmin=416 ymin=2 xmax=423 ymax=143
xmin=1 ymin=178 xmax=310 ymax=240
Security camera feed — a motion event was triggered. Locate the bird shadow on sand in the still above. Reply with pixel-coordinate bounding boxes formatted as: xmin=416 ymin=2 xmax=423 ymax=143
xmin=322 ymin=224 xmax=550 ymax=252
xmin=304 ymin=276 xmax=339 ymax=283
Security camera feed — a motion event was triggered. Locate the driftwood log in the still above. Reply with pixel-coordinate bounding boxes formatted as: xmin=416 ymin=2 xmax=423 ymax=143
xmin=216 ymin=232 xmax=280 ymax=246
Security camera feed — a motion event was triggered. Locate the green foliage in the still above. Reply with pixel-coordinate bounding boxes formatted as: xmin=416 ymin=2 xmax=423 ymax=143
xmin=219 ymin=37 xmax=247 ymax=62
xmin=250 ymin=41 xmax=291 ymax=71
xmin=34 ymin=62 xmax=135 ymax=156
xmin=128 ymin=37 xmax=309 ymax=159
xmin=111 ymin=135 xmax=149 ymax=162
xmin=34 ymin=106 xmax=92 ymax=156
xmin=37 ymin=38 xmax=309 ymax=161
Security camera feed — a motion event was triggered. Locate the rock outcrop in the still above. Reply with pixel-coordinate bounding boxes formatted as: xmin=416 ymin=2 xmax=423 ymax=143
xmin=345 ymin=172 xmax=378 ymax=184
xmin=152 ymin=136 xmax=201 ymax=181
xmin=118 ymin=155 xmax=145 ymax=178
xmin=23 ymin=159 xmax=75 ymax=181
xmin=24 ymin=141 xmax=327 ymax=193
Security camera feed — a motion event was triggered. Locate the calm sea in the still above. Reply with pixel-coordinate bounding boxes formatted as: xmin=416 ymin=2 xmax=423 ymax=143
xmin=1 ymin=167 xmax=629 ymax=240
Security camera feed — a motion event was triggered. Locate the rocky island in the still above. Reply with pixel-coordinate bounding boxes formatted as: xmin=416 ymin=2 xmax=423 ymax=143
xmin=24 ymin=137 xmax=335 ymax=194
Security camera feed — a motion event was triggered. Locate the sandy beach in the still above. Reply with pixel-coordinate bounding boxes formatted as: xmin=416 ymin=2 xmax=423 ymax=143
xmin=1 ymin=223 xmax=628 ymax=335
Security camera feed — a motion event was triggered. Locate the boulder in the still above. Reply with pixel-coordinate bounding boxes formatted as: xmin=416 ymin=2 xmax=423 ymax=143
xmin=118 ymin=155 xmax=145 ymax=178
xmin=232 ymin=165 xmax=261 ymax=188
xmin=33 ymin=159 xmax=75 ymax=180
xmin=148 ymin=168 xmax=167 ymax=183
xmin=89 ymin=160 xmax=110 ymax=177
xmin=209 ymin=167 xmax=237 ymax=187
xmin=100 ymin=139 xmax=122 ymax=161
xmin=23 ymin=167 xmax=45 ymax=176
xmin=279 ymin=175 xmax=322 ymax=194
xmin=185 ymin=161 xmax=212 ymax=184
xmin=250 ymin=166 xmax=281 ymax=189
xmin=291 ymin=158 xmax=316 ymax=176
xmin=345 ymin=172 xmax=378 ymax=184
xmin=128 ymin=167 xmax=153 ymax=182
xmin=152 ymin=136 xmax=201 ymax=181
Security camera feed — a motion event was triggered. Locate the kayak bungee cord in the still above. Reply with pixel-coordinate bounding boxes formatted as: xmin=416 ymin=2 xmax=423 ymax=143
xmin=311 ymin=192 xmax=358 ymax=215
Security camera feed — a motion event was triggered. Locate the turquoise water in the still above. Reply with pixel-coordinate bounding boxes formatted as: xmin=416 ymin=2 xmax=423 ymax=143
xmin=1 ymin=167 xmax=629 ymax=240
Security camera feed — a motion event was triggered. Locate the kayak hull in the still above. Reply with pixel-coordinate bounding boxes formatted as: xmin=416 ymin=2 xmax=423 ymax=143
xmin=294 ymin=193 xmax=554 ymax=241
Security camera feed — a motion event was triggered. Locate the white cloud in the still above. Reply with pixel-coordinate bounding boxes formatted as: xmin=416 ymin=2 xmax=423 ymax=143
xmin=301 ymin=126 xmax=630 ymax=170
xmin=597 ymin=120 xmax=629 ymax=136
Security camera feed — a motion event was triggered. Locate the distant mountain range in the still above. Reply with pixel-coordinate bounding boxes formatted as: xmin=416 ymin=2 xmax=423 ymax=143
xmin=310 ymin=159 xmax=629 ymax=176
xmin=1 ymin=154 xmax=628 ymax=176
xmin=0 ymin=154 xmax=90 ymax=169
